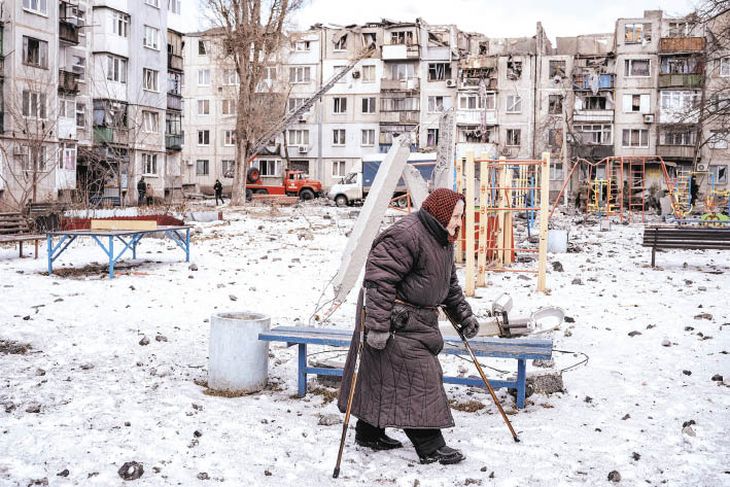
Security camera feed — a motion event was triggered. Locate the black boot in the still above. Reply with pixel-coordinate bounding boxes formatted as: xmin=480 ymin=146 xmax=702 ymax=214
xmin=418 ymin=446 xmax=466 ymax=465
xmin=355 ymin=432 xmax=403 ymax=450
xmin=354 ymin=420 xmax=403 ymax=450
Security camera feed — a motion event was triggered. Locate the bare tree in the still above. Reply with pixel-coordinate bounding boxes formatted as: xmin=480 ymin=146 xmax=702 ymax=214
xmin=204 ymin=0 xmax=303 ymax=205
xmin=0 ymin=71 xmax=63 ymax=211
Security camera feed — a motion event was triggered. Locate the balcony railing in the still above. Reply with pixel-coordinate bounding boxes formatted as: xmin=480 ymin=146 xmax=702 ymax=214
xmin=658 ymin=73 xmax=704 ymax=89
xmin=573 ymin=109 xmax=614 ymax=123
xmin=379 ymin=111 xmax=420 ymax=124
xmin=58 ymin=69 xmax=80 ymax=94
xmin=656 ymin=144 xmax=696 ymax=160
xmin=167 ymin=52 xmax=183 ymax=71
xmin=572 ymin=73 xmax=615 ymax=91
xmin=59 ymin=21 xmax=80 ymax=45
xmin=659 ymin=37 xmax=705 ymax=54
xmin=93 ymin=126 xmax=129 ymax=145
xmin=380 ymin=78 xmax=420 ymax=91
xmin=165 ymin=133 xmax=183 ymax=151
xmin=381 ymin=43 xmax=420 ymax=61
xmin=167 ymin=92 xmax=182 ymax=111
xmin=459 ymin=77 xmax=497 ymax=90
xmin=455 ymin=110 xmax=497 ymax=125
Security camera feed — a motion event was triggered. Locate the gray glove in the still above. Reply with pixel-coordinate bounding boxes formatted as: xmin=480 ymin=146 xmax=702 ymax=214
xmin=460 ymin=316 xmax=480 ymax=339
xmin=366 ymin=330 xmax=390 ymax=350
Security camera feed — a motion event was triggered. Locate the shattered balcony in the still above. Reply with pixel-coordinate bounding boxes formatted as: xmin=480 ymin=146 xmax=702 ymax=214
xmin=58 ymin=69 xmax=80 ymax=94
xmin=93 ymin=126 xmax=129 ymax=146
xmin=380 ymin=78 xmax=420 ymax=91
xmin=59 ymin=21 xmax=80 ymax=45
xmin=458 ymin=77 xmax=497 ymax=90
xmin=167 ymin=52 xmax=183 ymax=72
xmin=572 ymin=73 xmax=615 ymax=91
xmin=659 ymin=37 xmax=705 ymax=54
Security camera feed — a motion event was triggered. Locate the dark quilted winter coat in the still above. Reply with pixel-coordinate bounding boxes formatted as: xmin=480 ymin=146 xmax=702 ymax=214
xmin=337 ymin=210 xmax=473 ymax=429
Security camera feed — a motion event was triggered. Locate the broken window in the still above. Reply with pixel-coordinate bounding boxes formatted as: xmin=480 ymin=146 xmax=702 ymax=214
xmin=478 ymin=41 xmax=489 ymax=55
xmin=381 ymin=97 xmax=418 ymax=111
xmin=506 ymin=95 xmax=522 ymax=113
xmin=334 ymin=34 xmax=347 ymax=51
xmin=428 ymin=63 xmax=452 ymax=81
xmin=668 ymin=21 xmax=690 ymax=37
xmin=583 ymin=96 xmax=607 ymax=110
xmin=624 ymin=23 xmax=652 ymax=44
xmin=549 ymin=60 xmax=566 ymax=78
xmin=625 ymin=59 xmax=650 ymax=77
xmin=427 ymin=129 xmax=439 ymax=146
xmin=661 ymin=56 xmax=699 ymax=74
xmin=506 ymin=129 xmax=521 ymax=146
xmin=23 ymin=36 xmax=48 ymax=68
xmin=390 ymin=31 xmax=414 ymax=45
xmin=428 ymin=96 xmax=448 ymax=112
xmin=198 ymin=40 xmax=207 ymax=55
xmin=548 ymin=95 xmax=563 ymax=114
xmin=390 ymin=63 xmax=415 ymax=80
xmin=507 ymin=59 xmax=522 ymax=80
xmin=710 ymin=164 xmax=728 ymax=184
xmin=710 ymin=131 xmax=729 ymax=149
xmin=623 ymin=94 xmax=650 ymax=113
xmin=362 ymin=32 xmax=377 ymax=48
xmin=574 ymin=124 xmax=612 ymax=145
xmin=292 ymin=40 xmax=310 ymax=51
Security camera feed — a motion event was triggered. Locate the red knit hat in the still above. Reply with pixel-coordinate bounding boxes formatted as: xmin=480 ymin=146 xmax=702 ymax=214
xmin=421 ymin=188 xmax=465 ymax=229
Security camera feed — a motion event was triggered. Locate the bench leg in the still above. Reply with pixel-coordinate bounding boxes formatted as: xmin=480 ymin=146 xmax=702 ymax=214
xmin=19 ymin=241 xmax=23 ymax=258
xmin=651 ymin=246 xmax=656 ymax=267
xmin=298 ymin=343 xmax=307 ymax=397
xmin=516 ymin=359 xmax=526 ymax=409
xmin=34 ymin=240 xmax=38 ymax=259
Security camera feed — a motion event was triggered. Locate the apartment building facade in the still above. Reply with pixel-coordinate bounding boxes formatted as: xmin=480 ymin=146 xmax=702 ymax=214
xmin=0 ymin=0 xmax=183 ymax=209
xmin=0 ymin=0 xmax=85 ymax=207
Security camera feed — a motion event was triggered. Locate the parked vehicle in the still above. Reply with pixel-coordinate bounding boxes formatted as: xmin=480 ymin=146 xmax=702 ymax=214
xmin=327 ymin=152 xmax=437 ymax=207
xmin=245 ymin=168 xmax=323 ymax=201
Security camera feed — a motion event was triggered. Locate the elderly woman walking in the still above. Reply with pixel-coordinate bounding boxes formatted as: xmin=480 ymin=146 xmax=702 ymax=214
xmin=338 ymin=188 xmax=479 ymax=465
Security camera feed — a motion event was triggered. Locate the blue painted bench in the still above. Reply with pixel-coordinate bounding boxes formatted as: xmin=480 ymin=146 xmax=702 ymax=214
xmin=259 ymin=326 xmax=553 ymax=408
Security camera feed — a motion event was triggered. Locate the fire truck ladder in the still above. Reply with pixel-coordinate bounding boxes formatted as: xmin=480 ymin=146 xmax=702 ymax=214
xmin=246 ymin=44 xmax=376 ymax=162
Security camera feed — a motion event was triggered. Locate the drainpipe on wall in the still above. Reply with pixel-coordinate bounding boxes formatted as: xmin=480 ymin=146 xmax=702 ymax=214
xmin=317 ymin=28 xmax=324 ymax=183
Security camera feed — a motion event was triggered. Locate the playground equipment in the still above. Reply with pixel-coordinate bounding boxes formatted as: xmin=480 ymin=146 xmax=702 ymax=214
xmin=550 ymin=155 xmax=689 ymax=221
xmin=456 ymin=152 xmax=550 ymax=295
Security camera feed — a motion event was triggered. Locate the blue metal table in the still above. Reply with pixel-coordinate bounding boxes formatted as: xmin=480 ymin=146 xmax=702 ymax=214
xmin=47 ymin=225 xmax=192 ymax=278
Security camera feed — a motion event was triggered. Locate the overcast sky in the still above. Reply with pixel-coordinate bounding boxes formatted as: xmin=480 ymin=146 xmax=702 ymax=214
xmin=291 ymin=0 xmax=700 ymax=41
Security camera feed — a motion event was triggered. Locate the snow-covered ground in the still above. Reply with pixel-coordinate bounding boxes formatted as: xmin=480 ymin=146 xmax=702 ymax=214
xmin=1 ymin=204 xmax=728 ymax=486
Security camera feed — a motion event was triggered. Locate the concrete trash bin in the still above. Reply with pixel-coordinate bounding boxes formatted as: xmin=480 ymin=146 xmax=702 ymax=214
xmin=208 ymin=312 xmax=270 ymax=394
